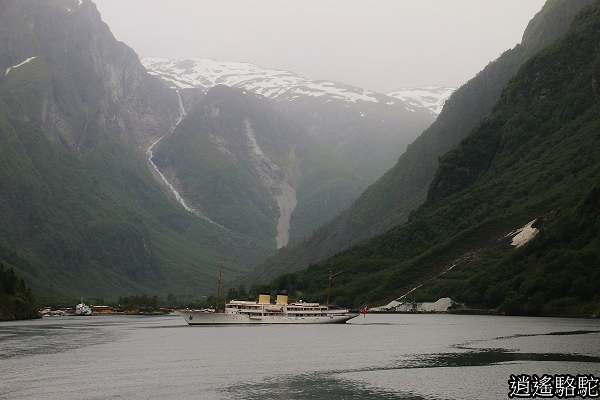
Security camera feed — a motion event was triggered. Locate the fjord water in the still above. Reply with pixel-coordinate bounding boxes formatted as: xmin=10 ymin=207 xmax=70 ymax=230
xmin=1 ymin=315 xmax=599 ymax=400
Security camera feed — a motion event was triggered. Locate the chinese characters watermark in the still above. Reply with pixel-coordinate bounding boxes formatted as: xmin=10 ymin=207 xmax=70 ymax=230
xmin=508 ymin=374 xmax=599 ymax=398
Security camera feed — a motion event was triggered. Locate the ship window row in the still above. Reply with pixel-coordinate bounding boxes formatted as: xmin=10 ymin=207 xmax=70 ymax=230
xmin=228 ymin=305 xmax=324 ymax=311
xmin=292 ymin=314 xmax=322 ymax=317
xmin=228 ymin=305 xmax=262 ymax=310
xmin=227 ymin=305 xmax=327 ymax=311
xmin=232 ymin=311 xmax=325 ymax=317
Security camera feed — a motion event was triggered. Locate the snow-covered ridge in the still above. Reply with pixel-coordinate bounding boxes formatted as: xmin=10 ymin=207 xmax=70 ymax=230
xmin=143 ymin=58 xmax=400 ymax=105
xmin=388 ymin=86 xmax=455 ymax=115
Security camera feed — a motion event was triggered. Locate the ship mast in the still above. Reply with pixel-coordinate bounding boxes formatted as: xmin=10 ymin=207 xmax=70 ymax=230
xmin=215 ymin=265 xmax=224 ymax=313
xmin=325 ymin=270 xmax=342 ymax=308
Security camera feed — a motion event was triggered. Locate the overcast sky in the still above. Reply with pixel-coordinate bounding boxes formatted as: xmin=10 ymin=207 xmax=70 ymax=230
xmin=94 ymin=0 xmax=546 ymax=93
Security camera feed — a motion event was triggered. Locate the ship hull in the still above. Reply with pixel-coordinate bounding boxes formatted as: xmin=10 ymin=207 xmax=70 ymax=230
xmin=178 ymin=310 xmax=358 ymax=325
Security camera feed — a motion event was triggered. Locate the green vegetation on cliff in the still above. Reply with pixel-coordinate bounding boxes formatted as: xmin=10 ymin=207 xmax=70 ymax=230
xmin=0 ymin=263 xmax=38 ymax=321
xmin=0 ymin=0 xmax=261 ymax=299
xmin=268 ymin=2 xmax=600 ymax=316
xmin=154 ymin=85 xmax=431 ymax=253
xmin=253 ymin=0 xmax=596 ymax=281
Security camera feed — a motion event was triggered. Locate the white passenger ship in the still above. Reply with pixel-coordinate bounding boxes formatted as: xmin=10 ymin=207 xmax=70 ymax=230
xmin=179 ymin=293 xmax=358 ymax=325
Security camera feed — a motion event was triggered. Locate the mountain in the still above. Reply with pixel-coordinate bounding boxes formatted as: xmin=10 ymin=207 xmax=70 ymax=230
xmin=0 ymin=0 xmax=178 ymax=150
xmin=387 ymin=86 xmax=455 ymax=115
xmin=0 ymin=0 xmax=263 ymax=300
xmin=267 ymin=0 xmax=600 ymax=316
xmin=145 ymin=58 xmax=416 ymax=106
xmin=144 ymin=59 xmax=434 ymax=249
xmin=252 ymin=0 xmax=596 ymax=281
xmin=0 ymin=0 xmax=435 ymax=298
xmin=151 ymin=86 xmax=301 ymax=251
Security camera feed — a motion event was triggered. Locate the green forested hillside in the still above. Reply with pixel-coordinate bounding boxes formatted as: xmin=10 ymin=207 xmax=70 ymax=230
xmin=153 ymin=85 xmax=431 ymax=253
xmin=154 ymin=87 xmax=299 ymax=250
xmin=252 ymin=0 xmax=596 ymax=281
xmin=277 ymin=95 xmax=433 ymax=243
xmin=0 ymin=107 xmax=260 ymax=299
xmin=0 ymin=263 xmax=38 ymax=321
xmin=0 ymin=0 xmax=261 ymax=300
xmin=268 ymin=2 xmax=600 ymax=316
xmin=144 ymin=59 xmax=434 ymax=251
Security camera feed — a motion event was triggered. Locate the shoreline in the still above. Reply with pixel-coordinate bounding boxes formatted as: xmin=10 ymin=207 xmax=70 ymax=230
xmin=367 ymin=310 xmax=600 ymax=319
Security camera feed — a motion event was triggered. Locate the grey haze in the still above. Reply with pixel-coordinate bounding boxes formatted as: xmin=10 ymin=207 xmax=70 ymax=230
xmin=93 ymin=0 xmax=545 ymax=93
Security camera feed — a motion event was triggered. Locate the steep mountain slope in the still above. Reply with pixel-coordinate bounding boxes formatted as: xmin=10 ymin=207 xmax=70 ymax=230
xmin=387 ymin=86 xmax=455 ymax=115
xmin=0 ymin=0 xmax=178 ymax=149
xmin=253 ymin=0 xmax=595 ymax=280
xmin=269 ymin=2 xmax=600 ymax=316
xmin=0 ymin=0 xmax=261 ymax=299
xmin=145 ymin=60 xmax=434 ymax=249
xmin=152 ymin=86 xmax=301 ymax=250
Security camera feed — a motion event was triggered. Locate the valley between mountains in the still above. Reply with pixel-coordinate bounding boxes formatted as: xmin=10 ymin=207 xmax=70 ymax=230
xmin=143 ymin=58 xmax=443 ymax=250
xmin=0 ymin=0 xmax=598 ymax=317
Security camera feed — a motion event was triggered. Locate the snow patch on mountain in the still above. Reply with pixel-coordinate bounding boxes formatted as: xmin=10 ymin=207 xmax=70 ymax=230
xmin=507 ymin=219 xmax=539 ymax=248
xmin=5 ymin=57 xmax=37 ymax=76
xmin=66 ymin=0 xmax=84 ymax=13
xmin=143 ymin=58 xmax=395 ymax=105
xmin=388 ymin=86 xmax=455 ymax=115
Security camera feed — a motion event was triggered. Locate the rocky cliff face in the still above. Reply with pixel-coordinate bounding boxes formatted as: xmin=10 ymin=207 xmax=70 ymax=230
xmin=0 ymin=0 xmax=262 ymax=299
xmin=0 ymin=0 xmax=178 ymax=151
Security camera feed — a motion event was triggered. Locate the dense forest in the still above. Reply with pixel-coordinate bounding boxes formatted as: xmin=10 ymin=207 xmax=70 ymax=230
xmin=0 ymin=263 xmax=38 ymax=321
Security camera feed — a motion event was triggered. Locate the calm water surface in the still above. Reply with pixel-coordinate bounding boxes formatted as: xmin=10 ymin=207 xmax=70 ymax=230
xmin=1 ymin=314 xmax=599 ymax=399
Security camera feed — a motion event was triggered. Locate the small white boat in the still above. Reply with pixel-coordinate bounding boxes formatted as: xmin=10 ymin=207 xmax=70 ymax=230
xmin=75 ymin=299 xmax=92 ymax=316
xmin=179 ymin=293 xmax=358 ymax=325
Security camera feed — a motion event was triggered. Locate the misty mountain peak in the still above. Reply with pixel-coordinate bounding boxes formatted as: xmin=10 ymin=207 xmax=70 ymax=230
xmin=142 ymin=57 xmax=437 ymax=113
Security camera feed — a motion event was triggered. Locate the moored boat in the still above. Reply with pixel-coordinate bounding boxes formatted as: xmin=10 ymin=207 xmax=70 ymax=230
xmin=75 ymin=298 xmax=92 ymax=316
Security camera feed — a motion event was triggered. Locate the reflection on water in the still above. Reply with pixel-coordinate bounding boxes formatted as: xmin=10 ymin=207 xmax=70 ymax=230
xmin=224 ymin=372 xmax=425 ymax=400
xmin=405 ymin=350 xmax=600 ymax=368
xmin=224 ymin=346 xmax=600 ymax=400
xmin=0 ymin=314 xmax=599 ymax=400
xmin=0 ymin=317 xmax=132 ymax=359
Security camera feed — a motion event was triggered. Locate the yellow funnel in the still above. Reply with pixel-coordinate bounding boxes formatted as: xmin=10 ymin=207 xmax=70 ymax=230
xmin=276 ymin=294 xmax=288 ymax=305
xmin=258 ymin=293 xmax=271 ymax=304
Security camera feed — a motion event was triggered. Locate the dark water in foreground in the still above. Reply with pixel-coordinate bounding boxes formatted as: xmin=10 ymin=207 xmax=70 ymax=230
xmin=1 ymin=314 xmax=599 ymax=399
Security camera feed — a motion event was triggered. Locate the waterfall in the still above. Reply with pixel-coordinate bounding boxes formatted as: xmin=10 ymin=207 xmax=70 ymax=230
xmin=147 ymin=90 xmax=226 ymax=229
